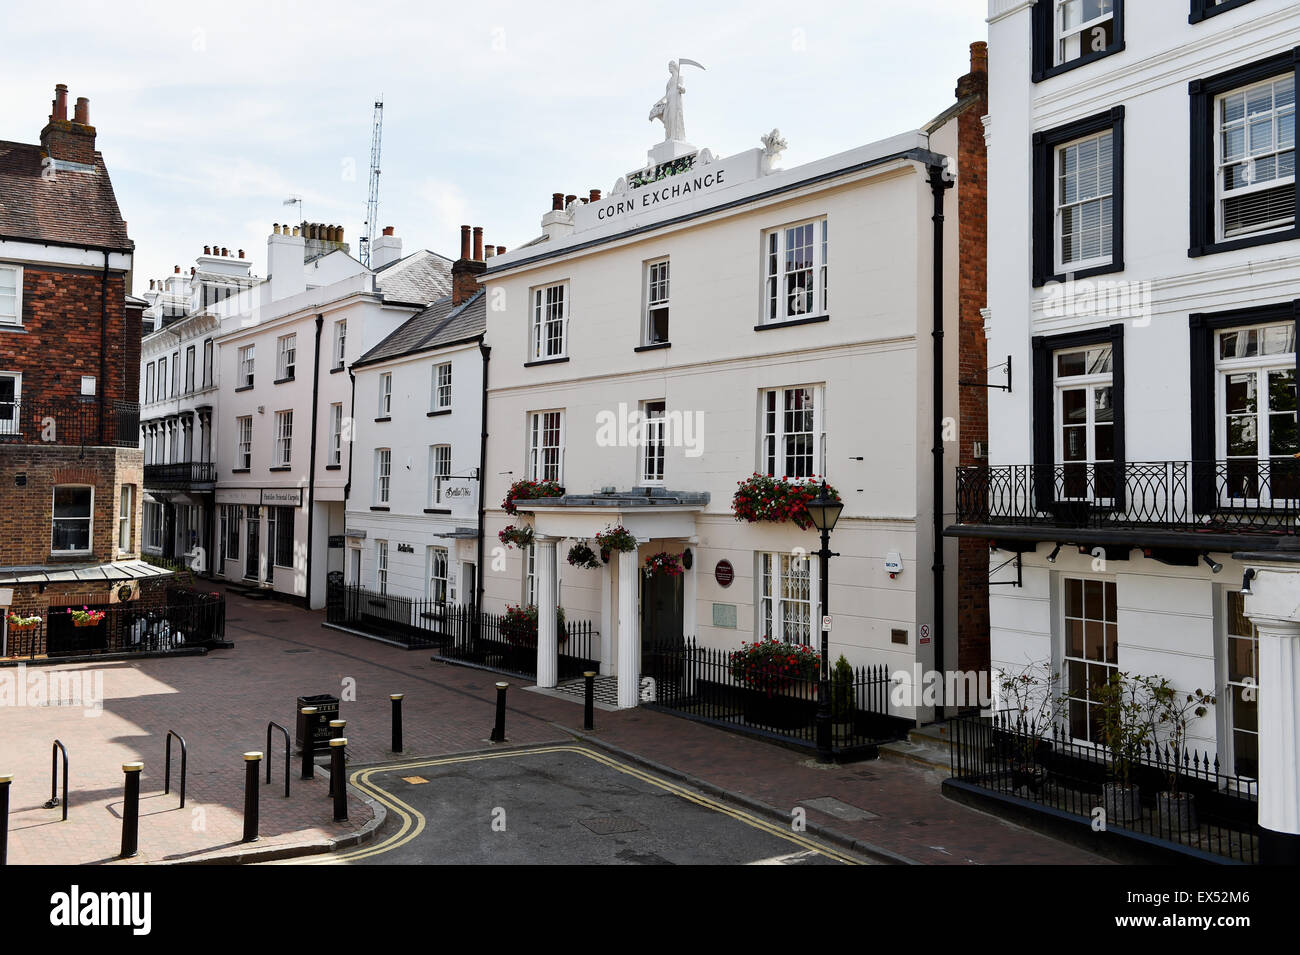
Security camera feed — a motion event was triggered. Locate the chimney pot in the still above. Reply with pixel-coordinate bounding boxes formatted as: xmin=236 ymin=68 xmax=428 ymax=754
xmin=589 ymin=189 xmax=601 ymax=203
xmin=174 ymin=265 xmax=180 ymax=274
xmin=552 ymin=192 xmax=564 ymax=211
xmin=382 ymin=225 xmax=394 ymax=237
xmin=565 ymin=194 xmax=577 ymax=208
xmin=238 ymin=249 xmax=245 ymax=258
xmin=459 ymin=225 xmax=471 ymax=260
xmin=149 ymin=279 xmax=155 ymax=290
xmin=221 ymin=247 xmax=228 ymax=256
xmin=485 ymin=246 xmax=495 ymax=258
xmin=472 ymin=226 xmax=483 ymax=262
xmin=971 ymin=40 xmax=988 ymax=73
xmin=190 ymin=267 xmax=195 ymax=276
xmin=203 ymin=246 xmax=211 ymax=255
xmin=273 ymin=223 xmax=280 ymax=234
xmin=337 ymin=226 xmax=344 ymax=241
xmin=496 ymin=245 xmax=505 ymax=256
xmin=73 ymin=97 xmax=89 ymax=125
xmin=292 ymin=226 xmax=300 ymax=237
xmin=52 ymin=84 xmax=69 ymax=122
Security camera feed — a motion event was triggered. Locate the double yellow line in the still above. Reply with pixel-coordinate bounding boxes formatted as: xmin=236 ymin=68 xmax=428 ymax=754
xmin=309 ymin=744 xmax=861 ymax=865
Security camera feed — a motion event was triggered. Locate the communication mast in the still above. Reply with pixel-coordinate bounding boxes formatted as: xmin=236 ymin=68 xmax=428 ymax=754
xmin=360 ymin=98 xmax=383 ymax=268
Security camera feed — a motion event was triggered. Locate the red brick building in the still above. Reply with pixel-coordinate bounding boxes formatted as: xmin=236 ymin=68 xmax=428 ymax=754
xmin=0 ymin=84 xmax=164 ymax=656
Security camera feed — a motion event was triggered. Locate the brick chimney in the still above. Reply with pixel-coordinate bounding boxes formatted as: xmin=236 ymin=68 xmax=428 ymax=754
xmin=40 ymin=84 xmax=96 ymax=166
xmin=451 ymin=224 xmax=486 ymax=306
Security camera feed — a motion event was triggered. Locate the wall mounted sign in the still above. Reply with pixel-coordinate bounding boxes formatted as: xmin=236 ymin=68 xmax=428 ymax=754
xmin=396 ymin=543 xmax=415 ymax=554
xmin=682 ymin=547 xmax=693 ymax=570
xmin=712 ymin=603 xmax=737 ymax=628
xmin=261 ymin=487 xmax=304 ymax=507
xmin=328 ymin=536 xmax=344 ymax=549
xmin=714 ymin=560 xmax=734 ymax=588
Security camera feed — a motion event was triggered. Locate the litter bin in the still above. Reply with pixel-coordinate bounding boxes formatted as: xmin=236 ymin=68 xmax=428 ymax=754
xmin=295 ymin=694 xmax=340 ymax=750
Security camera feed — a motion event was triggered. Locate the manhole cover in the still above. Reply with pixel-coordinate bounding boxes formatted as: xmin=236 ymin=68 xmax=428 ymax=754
xmin=579 ymin=816 xmax=646 ymax=835
xmin=803 ymin=796 xmax=879 ymax=821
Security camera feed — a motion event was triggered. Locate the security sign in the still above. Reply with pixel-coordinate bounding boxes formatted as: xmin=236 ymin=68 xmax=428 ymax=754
xmin=919 ymin=623 xmax=931 ymax=645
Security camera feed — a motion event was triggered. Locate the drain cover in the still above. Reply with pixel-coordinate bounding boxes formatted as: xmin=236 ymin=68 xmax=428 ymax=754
xmin=803 ymin=796 xmax=879 ymax=821
xmin=579 ymin=816 xmax=646 ymax=835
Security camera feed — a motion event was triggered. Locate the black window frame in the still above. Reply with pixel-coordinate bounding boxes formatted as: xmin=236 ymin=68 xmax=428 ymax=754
xmin=1189 ymin=0 xmax=1256 ymax=24
xmin=1188 ymin=299 xmax=1300 ymax=512
xmin=1031 ymin=323 xmax=1127 ymax=511
xmin=1032 ymin=0 xmax=1125 ymax=83
xmin=1033 ymin=106 xmax=1126 ymax=288
xmin=1189 ymin=48 xmax=1300 ymax=258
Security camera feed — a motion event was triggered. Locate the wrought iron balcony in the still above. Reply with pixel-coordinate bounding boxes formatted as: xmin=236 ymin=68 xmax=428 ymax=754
xmin=0 ymin=396 xmax=139 ymax=449
xmin=144 ymin=461 xmax=217 ymax=488
xmin=955 ymin=460 xmax=1300 ymax=537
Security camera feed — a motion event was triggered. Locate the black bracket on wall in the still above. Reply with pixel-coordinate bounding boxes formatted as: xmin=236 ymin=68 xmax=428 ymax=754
xmin=988 ymin=549 xmax=1022 ymax=588
xmin=960 ymin=354 xmax=1012 ymax=393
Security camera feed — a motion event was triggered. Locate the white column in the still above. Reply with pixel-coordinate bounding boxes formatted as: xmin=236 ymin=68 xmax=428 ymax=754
xmin=600 ymin=556 xmax=615 ymax=676
xmin=617 ymin=548 xmax=639 ymax=708
xmin=535 ymin=536 xmax=558 ymax=688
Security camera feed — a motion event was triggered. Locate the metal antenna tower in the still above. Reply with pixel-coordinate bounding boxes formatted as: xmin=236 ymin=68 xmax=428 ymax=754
xmin=360 ymin=98 xmax=383 ymax=268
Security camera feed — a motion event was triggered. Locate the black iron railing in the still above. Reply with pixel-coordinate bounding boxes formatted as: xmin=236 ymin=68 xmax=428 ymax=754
xmin=956 ymin=460 xmax=1300 ymax=533
xmin=3 ymin=588 xmax=225 ymax=660
xmin=144 ymin=461 xmax=217 ymax=487
xmin=641 ymin=639 xmax=909 ymax=754
xmin=0 ymin=396 xmax=139 ymax=449
xmin=324 ymin=582 xmax=600 ymax=679
xmin=948 ymin=712 xmax=1260 ymax=863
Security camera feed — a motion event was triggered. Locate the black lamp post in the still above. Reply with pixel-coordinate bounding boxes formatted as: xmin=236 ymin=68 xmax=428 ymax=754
xmin=806 ymin=481 xmax=843 ymax=763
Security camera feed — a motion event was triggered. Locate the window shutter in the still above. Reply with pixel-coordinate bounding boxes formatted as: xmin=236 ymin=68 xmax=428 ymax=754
xmin=1031 ymin=336 xmax=1055 ymax=511
xmin=1188 ymin=314 xmax=1217 ymax=514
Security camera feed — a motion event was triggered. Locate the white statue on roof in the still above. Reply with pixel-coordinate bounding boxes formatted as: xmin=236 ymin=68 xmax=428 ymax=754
xmin=649 ymin=59 xmax=705 ymax=144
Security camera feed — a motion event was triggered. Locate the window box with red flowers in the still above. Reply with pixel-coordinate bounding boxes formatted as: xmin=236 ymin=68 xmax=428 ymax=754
xmin=643 ymin=551 xmax=683 ymax=579
xmin=501 ymin=479 xmax=564 ymax=516
xmin=66 ymin=607 xmax=106 ymax=628
xmin=498 ymin=524 xmax=535 ymax=550
xmin=6 ymin=612 xmax=41 ymax=632
xmin=731 ymin=474 xmax=841 ymax=531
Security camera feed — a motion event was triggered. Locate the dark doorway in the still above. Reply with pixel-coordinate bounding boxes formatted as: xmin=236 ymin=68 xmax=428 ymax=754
xmin=641 ymin=570 xmax=683 ymax=670
xmin=245 ymin=509 xmax=259 ymax=580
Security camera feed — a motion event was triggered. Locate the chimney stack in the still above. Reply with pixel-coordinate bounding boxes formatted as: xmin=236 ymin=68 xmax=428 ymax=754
xmin=451 ymin=223 xmax=487 ymax=306
xmin=40 ymin=84 xmax=96 ymax=165
xmin=371 ymin=225 xmax=403 ymax=269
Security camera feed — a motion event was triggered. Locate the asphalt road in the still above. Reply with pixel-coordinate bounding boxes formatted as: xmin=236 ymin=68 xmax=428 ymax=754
xmin=326 ymin=745 xmax=865 ymax=865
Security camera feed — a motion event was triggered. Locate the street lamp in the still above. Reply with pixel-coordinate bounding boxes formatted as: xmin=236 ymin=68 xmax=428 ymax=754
xmin=807 ymin=481 xmax=843 ymax=762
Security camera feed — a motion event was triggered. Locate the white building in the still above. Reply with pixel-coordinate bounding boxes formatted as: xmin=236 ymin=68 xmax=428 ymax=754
xmin=478 ymin=61 xmax=986 ymax=710
xmin=343 ymin=226 xmax=489 ymax=614
xmin=139 ymin=248 xmax=259 ymax=567
xmin=211 ymin=223 xmax=452 ymax=607
xmin=964 ymin=0 xmax=1300 ymax=862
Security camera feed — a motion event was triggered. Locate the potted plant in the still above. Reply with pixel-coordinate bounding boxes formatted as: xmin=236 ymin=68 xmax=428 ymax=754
xmin=995 ymin=661 xmax=1068 ymax=790
xmin=67 ymin=607 xmax=106 ymax=628
xmin=731 ymin=473 xmax=841 ymax=531
xmin=566 ymin=541 xmax=601 ymax=570
xmin=1096 ymin=671 xmax=1158 ymax=825
xmin=1149 ymin=678 xmax=1216 ymax=833
xmin=498 ymin=524 xmax=535 ymax=550
xmin=594 ymin=525 xmax=637 ymax=563
xmin=6 ymin=612 xmax=41 ymax=632
xmin=501 ymin=479 xmax=564 ymax=516
xmin=831 ymin=655 xmax=855 ymax=739
xmin=643 ymin=551 xmax=683 ymax=578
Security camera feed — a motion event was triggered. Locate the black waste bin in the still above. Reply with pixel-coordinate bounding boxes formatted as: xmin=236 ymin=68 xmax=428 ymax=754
xmin=295 ymin=693 xmax=340 ymax=750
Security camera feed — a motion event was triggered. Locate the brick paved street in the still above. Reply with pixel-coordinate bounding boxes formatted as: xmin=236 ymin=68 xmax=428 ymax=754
xmin=1 ymin=584 xmax=1103 ymax=864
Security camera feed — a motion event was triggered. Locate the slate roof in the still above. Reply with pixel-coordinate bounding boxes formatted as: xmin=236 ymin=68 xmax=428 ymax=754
xmin=0 ymin=140 xmax=132 ymax=250
xmin=373 ymin=249 xmax=453 ymax=305
xmin=354 ymin=289 xmax=486 ymax=368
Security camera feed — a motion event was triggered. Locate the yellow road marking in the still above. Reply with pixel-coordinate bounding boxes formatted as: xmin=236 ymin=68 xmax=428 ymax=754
xmin=306 ymin=745 xmax=861 ymax=865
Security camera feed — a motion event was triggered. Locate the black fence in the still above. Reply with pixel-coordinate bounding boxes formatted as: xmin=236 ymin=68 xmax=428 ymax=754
xmin=143 ymin=461 xmax=217 ymax=487
xmin=956 ymin=460 xmax=1300 ymax=533
xmin=0 ymin=396 xmax=139 ymax=449
xmin=3 ymin=588 xmax=226 ymax=660
xmin=325 ymin=582 xmax=600 ymax=680
xmin=640 ymin=639 xmax=910 ymax=755
xmin=947 ymin=712 xmax=1260 ymax=863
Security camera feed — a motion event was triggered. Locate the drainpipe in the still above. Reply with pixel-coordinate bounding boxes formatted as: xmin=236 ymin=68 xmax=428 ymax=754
xmin=100 ymin=251 xmax=110 ymax=445
xmin=929 ymin=161 xmax=955 ymax=721
xmin=304 ymin=314 xmax=324 ymax=608
xmin=476 ymin=342 xmax=491 ymax=614
xmin=345 ymin=366 xmax=357 ymax=498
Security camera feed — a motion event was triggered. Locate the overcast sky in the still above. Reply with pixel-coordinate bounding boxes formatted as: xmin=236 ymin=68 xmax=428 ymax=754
xmin=1 ymin=1 xmax=987 ymax=295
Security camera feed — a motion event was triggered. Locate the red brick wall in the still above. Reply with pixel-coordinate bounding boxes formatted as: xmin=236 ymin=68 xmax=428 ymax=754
xmin=956 ymin=44 xmax=991 ymax=678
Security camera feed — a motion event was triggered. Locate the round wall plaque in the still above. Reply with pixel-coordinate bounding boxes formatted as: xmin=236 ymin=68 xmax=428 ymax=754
xmin=714 ymin=559 xmax=734 ymax=588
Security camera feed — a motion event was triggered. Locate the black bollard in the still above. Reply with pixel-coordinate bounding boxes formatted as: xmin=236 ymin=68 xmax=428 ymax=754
xmin=242 ymin=752 xmax=262 ymax=843
xmin=330 ymin=739 xmax=348 ymax=822
xmin=583 ymin=671 xmax=596 ymax=731
xmin=0 ymin=773 xmax=10 ymax=866
xmin=326 ymin=721 xmax=345 ymax=797
xmin=120 ymin=762 xmax=143 ymax=859
xmin=490 ymin=681 xmax=509 ymax=743
xmin=390 ymin=694 xmax=404 ymax=753
xmin=300 ymin=706 xmax=318 ymax=780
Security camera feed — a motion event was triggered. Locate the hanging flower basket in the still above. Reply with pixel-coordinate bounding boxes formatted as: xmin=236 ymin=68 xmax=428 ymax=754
xmin=501 ymin=479 xmax=564 ymax=516
xmin=731 ymin=474 xmax=841 ymax=531
xmin=6 ymin=612 xmax=41 ymax=632
xmin=67 ymin=607 xmax=106 ymax=628
xmin=567 ymin=541 xmax=602 ymax=570
xmin=498 ymin=524 xmax=535 ymax=549
xmin=594 ymin=525 xmax=637 ymax=561
xmin=643 ymin=551 xmax=684 ymax=578
xmin=499 ymin=604 xmax=568 ymax=646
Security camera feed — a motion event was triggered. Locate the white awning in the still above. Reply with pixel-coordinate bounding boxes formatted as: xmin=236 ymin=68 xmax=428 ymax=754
xmin=0 ymin=560 xmax=175 ymax=585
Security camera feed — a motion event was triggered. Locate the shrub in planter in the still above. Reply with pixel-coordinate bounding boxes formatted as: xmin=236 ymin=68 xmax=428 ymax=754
xmin=1096 ymin=671 xmax=1160 ymax=825
xmin=594 ymin=525 xmax=637 ymax=562
xmin=731 ymin=473 xmax=841 ymax=531
xmin=643 ymin=551 xmax=683 ymax=578
xmin=831 ymin=655 xmax=855 ymax=722
xmin=567 ymin=541 xmax=601 ymax=570
xmin=729 ymin=638 xmax=820 ymax=697
xmin=498 ymin=524 xmax=535 ymax=550
xmin=499 ymin=603 xmax=567 ymax=646
xmin=501 ymin=479 xmax=563 ymax=516
xmin=1150 ymin=678 xmax=1215 ymax=833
